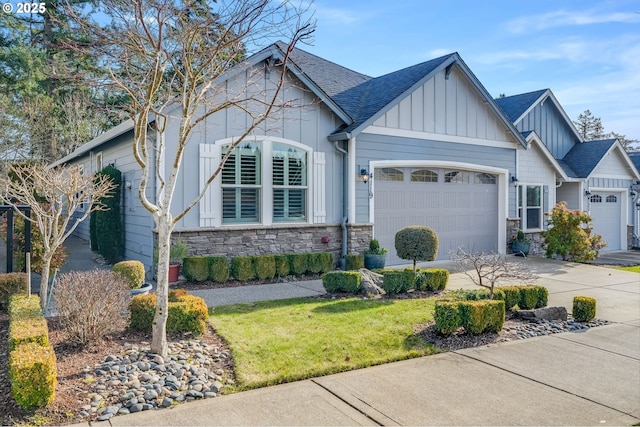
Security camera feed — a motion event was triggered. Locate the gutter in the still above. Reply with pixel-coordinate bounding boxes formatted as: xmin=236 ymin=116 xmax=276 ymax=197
xmin=334 ymin=140 xmax=349 ymax=269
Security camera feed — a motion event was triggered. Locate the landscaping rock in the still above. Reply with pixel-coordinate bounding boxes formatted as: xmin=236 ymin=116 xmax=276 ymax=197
xmin=516 ymin=306 xmax=568 ymax=321
xmin=359 ymin=269 xmax=386 ymax=296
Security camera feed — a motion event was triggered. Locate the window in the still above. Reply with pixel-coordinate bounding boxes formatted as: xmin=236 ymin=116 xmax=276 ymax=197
xmin=445 ymin=170 xmax=471 ymax=183
xmin=589 ymin=194 xmax=602 ymax=203
xmin=411 ymin=169 xmax=438 ymax=182
xmin=376 ymin=168 xmax=403 ymax=182
xmin=221 ymin=143 xmax=261 ymax=223
xmin=95 ymin=152 xmax=103 ymax=172
xmin=272 ymin=143 xmax=307 ymax=222
xmin=475 ymin=172 xmax=497 ymax=184
xmin=606 ymin=195 xmax=617 ymax=203
xmin=518 ymin=185 xmax=542 ymax=230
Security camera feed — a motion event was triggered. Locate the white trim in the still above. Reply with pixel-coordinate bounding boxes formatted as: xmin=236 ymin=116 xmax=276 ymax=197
xmin=312 ymin=152 xmax=326 ymax=223
xmin=362 ymin=125 xmax=517 ymax=149
xmin=587 ymin=187 xmax=628 ymax=250
xmin=517 ymin=183 xmax=545 ymax=231
xmin=524 ymin=132 xmax=570 ymax=181
xmin=368 ymin=160 xmax=509 ymax=255
xmin=348 ymin=137 xmax=356 ymax=224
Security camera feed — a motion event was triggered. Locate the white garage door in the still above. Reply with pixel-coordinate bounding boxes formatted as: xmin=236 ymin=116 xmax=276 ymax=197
xmin=374 ymin=167 xmax=499 ymax=264
xmin=589 ymin=193 xmax=622 ymax=251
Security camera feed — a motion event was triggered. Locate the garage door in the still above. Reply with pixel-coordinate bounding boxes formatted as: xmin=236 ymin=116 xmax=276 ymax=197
xmin=374 ymin=167 xmax=499 ymax=264
xmin=589 ymin=193 xmax=622 ymax=251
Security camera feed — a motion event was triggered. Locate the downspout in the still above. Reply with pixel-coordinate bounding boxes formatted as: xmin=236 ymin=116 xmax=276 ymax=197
xmin=334 ymin=140 xmax=348 ymax=269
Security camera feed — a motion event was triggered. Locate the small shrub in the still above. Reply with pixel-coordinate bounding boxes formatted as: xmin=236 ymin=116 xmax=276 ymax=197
xmin=231 ymin=256 xmax=255 ymax=281
xmin=208 ymin=256 xmax=230 ymax=283
xmin=129 ymin=294 xmax=156 ymax=332
xmin=9 ymin=342 xmax=57 ymax=408
xmin=499 ymin=286 xmax=521 ymax=310
xmin=518 ymin=286 xmax=540 ymax=310
xmin=53 ymin=270 xmax=130 ymax=346
xmin=129 ymin=291 xmax=208 ymax=336
xmin=321 ymin=271 xmax=362 ymax=293
xmin=287 ymin=253 xmax=308 ymax=275
xmin=534 ymin=285 xmax=548 ymax=308
xmin=274 ymin=255 xmax=290 ymax=277
xmin=253 ymin=255 xmax=276 ymax=280
xmin=308 ymin=252 xmax=333 ymax=274
xmin=345 ymin=254 xmax=364 ymax=271
xmin=382 ymin=271 xmax=411 ymax=294
xmin=168 ymin=289 xmax=189 ymax=301
xmin=8 ymin=294 xmax=42 ymax=321
xmin=113 ymin=260 xmax=146 ymax=289
xmin=415 ymin=268 xmax=449 ymax=291
xmin=183 ymin=256 xmax=209 ymax=282
xmin=435 ymin=301 xmax=460 ymax=335
xmin=8 ymin=317 xmax=49 ymax=351
xmin=573 ymin=296 xmax=596 ymax=322
xmin=459 ymin=300 xmax=505 ymax=334
xmin=0 ymin=273 xmax=28 ymax=310
xmin=394 ymin=226 xmax=439 ymax=272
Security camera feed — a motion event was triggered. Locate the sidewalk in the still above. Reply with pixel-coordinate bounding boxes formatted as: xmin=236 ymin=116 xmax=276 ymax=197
xmin=58 ymin=239 xmax=639 ymax=426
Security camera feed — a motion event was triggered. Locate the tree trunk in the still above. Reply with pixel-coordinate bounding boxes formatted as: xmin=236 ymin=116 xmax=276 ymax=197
xmin=151 ymin=227 xmax=170 ymax=356
xmin=40 ymin=256 xmax=52 ymax=312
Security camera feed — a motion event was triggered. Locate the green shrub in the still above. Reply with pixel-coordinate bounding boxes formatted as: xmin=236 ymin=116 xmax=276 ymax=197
xmin=8 ymin=294 xmax=42 ymax=321
xmin=307 ymin=252 xmax=334 ymax=274
xmin=534 ymin=285 xmax=548 ymax=308
xmin=253 ymin=255 xmax=276 ymax=280
xmin=499 ymin=286 xmax=521 ymax=310
xmin=345 ymin=254 xmax=364 ymax=271
xmin=382 ymin=271 xmax=411 ymax=294
xmin=8 ymin=317 xmax=49 ymax=352
xmin=435 ymin=301 xmax=461 ymax=335
xmin=208 ymin=256 xmax=230 ymax=283
xmin=459 ymin=300 xmax=505 ymax=334
xmin=129 ymin=291 xmax=208 ymax=336
xmin=287 ymin=253 xmax=308 ymax=275
xmin=91 ymin=166 xmax=123 ymax=264
xmin=231 ymin=256 xmax=255 ymax=281
xmin=321 ymin=271 xmax=362 ymax=293
xmin=452 ymin=288 xmax=505 ymax=302
xmin=274 ymin=255 xmax=290 ymax=277
xmin=518 ymin=286 xmax=540 ymax=310
xmin=113 ymin=260 xmax=145 ymax=289
xmin=183 ymin=256 xmax=210 ymax=282
xmin=573 ymin=296 xmax=596 ymax=322
xmin=415 ymin=268 xmax=449 ymax=291
xmin=9 ymin=342 xmax=57 ymax=408
xmin=394 ymin=226 xmax=439 ymax=271
xmin=0 ymin=273 xmax=28 ymax=311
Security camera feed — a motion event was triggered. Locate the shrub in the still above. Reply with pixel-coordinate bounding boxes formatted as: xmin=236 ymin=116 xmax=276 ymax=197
xmin=499 ymin=286 xmax=521 ymax=310
xmin=129 ymin=291 xmax=208 ymax=336
xmin=287 ymin=253 xmax=308 ymax=275
xmin=321 ymin=271 xmax=362 ymax=293
xmin=435 ymin=301 xmax=461 ymax=335
xmin=534 ymin=285 xmax=548 ymax=308
xmin=208 ymin=256 xmax=230 ymax=283
xmin=183 ymin=256 xmax=210 ymax=282
xmin=231 ymin=256 xmax=255 ymax=281
xmin=573 ymin=296 xmax=596 ymax=322
xmin=415 ymin=268 xmax=449 ymax=291
xmin=394 ymin=226 xmax=439 ymax=272
xmin=518 ymin=286 xmax=540 ymax=310
xmin=253 ymin=255 xmax=276 ymax=280
xmin=8 ymin=294 xmax=42 ymax=321
xmin=274 ymin=255 xmax=290 ymax=277
xmin=541 ymin=202 xmax=606 ymax=262
xmin=345 ymin=254 xmax=364 ymax=271
xmin=8 ymin=317 xmax=49 ymax=351
xmin=382 ymin=271 xmax=412 ymax=294
xmin=53 ymin=270 xmax=130 ymax=345
xmin=113 ymin=260 xmax=145 ymax=289
xmin=0 ymin=273 xmax=28 ymax=310
xmin=91 ymin=166 xmax=123 ymax=264
xmin=308 ymin=252 xmax=333 ymax=274
xmin=9 ymin=342 xmax=57 ymax=408
xmin=459 ymin=300 xmax=505 ymax=334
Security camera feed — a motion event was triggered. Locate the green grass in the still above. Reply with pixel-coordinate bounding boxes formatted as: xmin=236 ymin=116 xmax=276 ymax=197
xmin=616 ymin=265 xmax=640 ymax=273
xmin=210 ymin=297 xmax=438 ymax=390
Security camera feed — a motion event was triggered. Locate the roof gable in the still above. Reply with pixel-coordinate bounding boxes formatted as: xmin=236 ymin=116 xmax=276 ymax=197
xmin=562 ymin=139 xmax=616 ymax=178
xmin=495 ymin=89 xmax=547 ymax=122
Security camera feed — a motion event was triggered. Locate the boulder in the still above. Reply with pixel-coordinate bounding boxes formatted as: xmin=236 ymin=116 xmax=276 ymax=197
xmin=359 ymin=269 xmax=386 ymax=296
xmin=516 ymin=306 xmax=568 ymax=321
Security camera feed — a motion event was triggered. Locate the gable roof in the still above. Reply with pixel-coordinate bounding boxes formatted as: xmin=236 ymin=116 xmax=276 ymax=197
xmin=629 ymin=152 xmax=640 ymax=176
xmin=495 ymin=89 xmax=547 ymax=122
xmin=562 ymin=139 xmax=617 ymax=178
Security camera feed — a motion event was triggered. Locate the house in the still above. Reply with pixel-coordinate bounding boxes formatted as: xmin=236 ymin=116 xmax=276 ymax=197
xmin=495 ymin=90 xmax=640 ymax=252
xmin=51 ymin=43 xmax=639 ymax=273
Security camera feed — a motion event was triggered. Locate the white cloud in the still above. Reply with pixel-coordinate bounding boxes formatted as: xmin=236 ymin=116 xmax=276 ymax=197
xmin=505 ymin=8 xmax=640 ymax=34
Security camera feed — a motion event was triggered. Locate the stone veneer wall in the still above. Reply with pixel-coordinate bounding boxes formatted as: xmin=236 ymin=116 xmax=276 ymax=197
xmin=167 ymin=223 xmax=373 ymax=268
xmin=506 ymin=218 xmax=545 ymax=257
xmin=628 ymin=225 xmax=634 ymax=250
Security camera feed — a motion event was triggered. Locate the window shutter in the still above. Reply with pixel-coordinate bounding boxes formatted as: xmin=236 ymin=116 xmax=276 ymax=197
xmin=313 ymin=152 xmax=326 ymax=223
xmin=543 ymin=185 xmax=549 ymax=229
xmin=199 ymin=144 xmax=219 ymax=227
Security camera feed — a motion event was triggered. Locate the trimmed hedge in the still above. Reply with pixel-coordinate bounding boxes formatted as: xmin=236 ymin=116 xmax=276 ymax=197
xmin=382 ymin=271 xmax=411 ymax=294
xmin=435 ymin=301 xmax=461 ymax=335
xmin=308 ymin=252 xmax=333 ymax=274
xmin=499 ymin=286 xmax=521 ymax=311
xmin=573 ymin=296 xmax=596 ymax=322
xmin=322 ymin=271 xmax=362 ymax=293
xmin=287 ymin=253 xmax=309 ymax=275
xmin=8 ymin=317 xmax=49 ymax=352
xmin=91 ymin=166 xmax=123 ymax=264
xmin=518 ymin=286 xmax=541 ymax=310
xmin=274 ymin=255 xmax=290 ymax=277
xmin=345 ymin=254 xmax=364 ymax=271
xmin=129 ymin=290 xmax=208 ymax=335
xmin=209 ymin=256 xmax=230 ymax=283
xmin=0 ymin=273 xmax=28 ymax=310
xmin=415 ymin=268 xmax=449 ymax=291
xmin=183 ymin=256 xmax=210 ymax=282
xmin=113 ymin=260 xmax=146 ymax=289
xmin=8 ymin=294 xmax=42 ymax=321
xmin=458 ymin=300 xmax=505 ymax=335
xmin=231 ymin=256 xmax=255 ymax=281
xmin=9 ymin=342 xmax=57 ymax=408
xmin=253 ymin=255 xmax=276 ymax=280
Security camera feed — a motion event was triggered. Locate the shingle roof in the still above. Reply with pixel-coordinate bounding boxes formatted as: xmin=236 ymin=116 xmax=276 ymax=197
xmin=629 ymin=152 xmax=640 ymax=174
xmin=495 ymin=89 xmax=548 ymax=122
xmin=562 ymin=139 xmax=616 ymax=178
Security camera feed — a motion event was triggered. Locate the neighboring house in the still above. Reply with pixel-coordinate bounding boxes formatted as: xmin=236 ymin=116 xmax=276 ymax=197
xmin=51 ymin=43 xmax=639 ymax=273
xmin=495 ymin=89 xmax=640 ymax=252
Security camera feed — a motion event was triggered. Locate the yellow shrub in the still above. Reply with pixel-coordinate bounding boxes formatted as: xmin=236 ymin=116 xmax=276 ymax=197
xmin=113 ymin=260 xmax=146 ymax=289
xmin=9 ymin=317 xmax=49 ymax=351
xmin=8 ymin=294 xmax=42 ymax=321
xmin=9 ymin=342 xmax=57 ymax=408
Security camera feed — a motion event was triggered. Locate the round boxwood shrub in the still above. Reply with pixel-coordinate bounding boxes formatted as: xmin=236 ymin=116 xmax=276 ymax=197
xmin=113 ymin=260 xmax=145 ymax=289
xmin=394 ymin=226 xmax=439 ymax=272
xmin=208 ymin=256 xmax=230 ymax=283
xmin=573 ymin=296 xmax=596 ymax=322
xmin=253 ymin=255 xmax=276 ymax=280
xmin=182 ymin=256 xmax=209 ymax=282
xmin=231 ymin=256 xmax=255 ymax=281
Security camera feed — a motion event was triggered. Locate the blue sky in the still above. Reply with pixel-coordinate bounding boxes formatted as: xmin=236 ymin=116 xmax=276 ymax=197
xmin=299 ymin=0 xmax=640 ymax=141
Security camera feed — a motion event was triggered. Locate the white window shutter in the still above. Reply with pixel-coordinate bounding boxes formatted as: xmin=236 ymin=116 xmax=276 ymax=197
xmin=313 ymin=151 xmax=326 ymax=223
xmin=199 ymin=144 xmax=220 ymax=227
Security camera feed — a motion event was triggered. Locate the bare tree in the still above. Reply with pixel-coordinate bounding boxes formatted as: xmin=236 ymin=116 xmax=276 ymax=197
xmin=68 ymin=0 xmax=315 ymax=355
xmin=451 ymin=248 xmax=538 ymax=299
xmin=0 ymin=163 xmax=115 ymax=311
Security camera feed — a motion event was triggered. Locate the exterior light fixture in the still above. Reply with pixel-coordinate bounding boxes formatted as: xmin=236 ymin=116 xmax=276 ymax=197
xmin=511 ymin=175 xmax=519 ymax=187
xmin=360 ymin=168 xmax=371 ymax=184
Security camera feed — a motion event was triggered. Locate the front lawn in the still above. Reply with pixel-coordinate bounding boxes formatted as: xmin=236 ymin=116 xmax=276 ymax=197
xmin=210 ymin=297 xmax=438 ymax=390
xmin=616 ymin=265 xmax=640 ymax=273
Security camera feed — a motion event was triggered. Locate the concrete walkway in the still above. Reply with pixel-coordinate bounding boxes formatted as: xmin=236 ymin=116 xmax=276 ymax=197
xmin=56 ymin=239 xmax=639 ymax=426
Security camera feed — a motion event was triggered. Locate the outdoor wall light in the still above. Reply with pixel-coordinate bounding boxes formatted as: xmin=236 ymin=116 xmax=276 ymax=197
xmin=360 ymin=168 xmax=371 ymax=184
xmin=585 ymin=189 xmax=592 ymax=196
xmin=511 ymin=175 xmax=519 ymax=187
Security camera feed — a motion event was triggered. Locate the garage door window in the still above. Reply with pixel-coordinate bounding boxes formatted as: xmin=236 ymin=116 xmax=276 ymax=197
xmin=475 ymin=173 xmax=497 ymax=184
xmin=377 ymin=168 xmax=404 ymax=181
xmin=445 ymin=170 xmax=471 ymax=183
xmin=518 ymin=185 xmax=542 ymax=231
xmin=411 ymin=169 xmax=438 ymax=182
xmin=606 ymin=195 xmax=617 ymax=203
xmin=589 ymin=195 xmax=602 ymax=203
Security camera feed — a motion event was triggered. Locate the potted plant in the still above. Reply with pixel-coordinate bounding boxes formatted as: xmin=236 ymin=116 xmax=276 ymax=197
xmin=113 ymin=260 xmax=152 ymax=296
xmin=511 ymin=230 xmax=530 ymax=257
xmin=364 ymin=239 xmax=388 ymax=269
xmin=168 ymin=239 xmax=189 ymax=282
